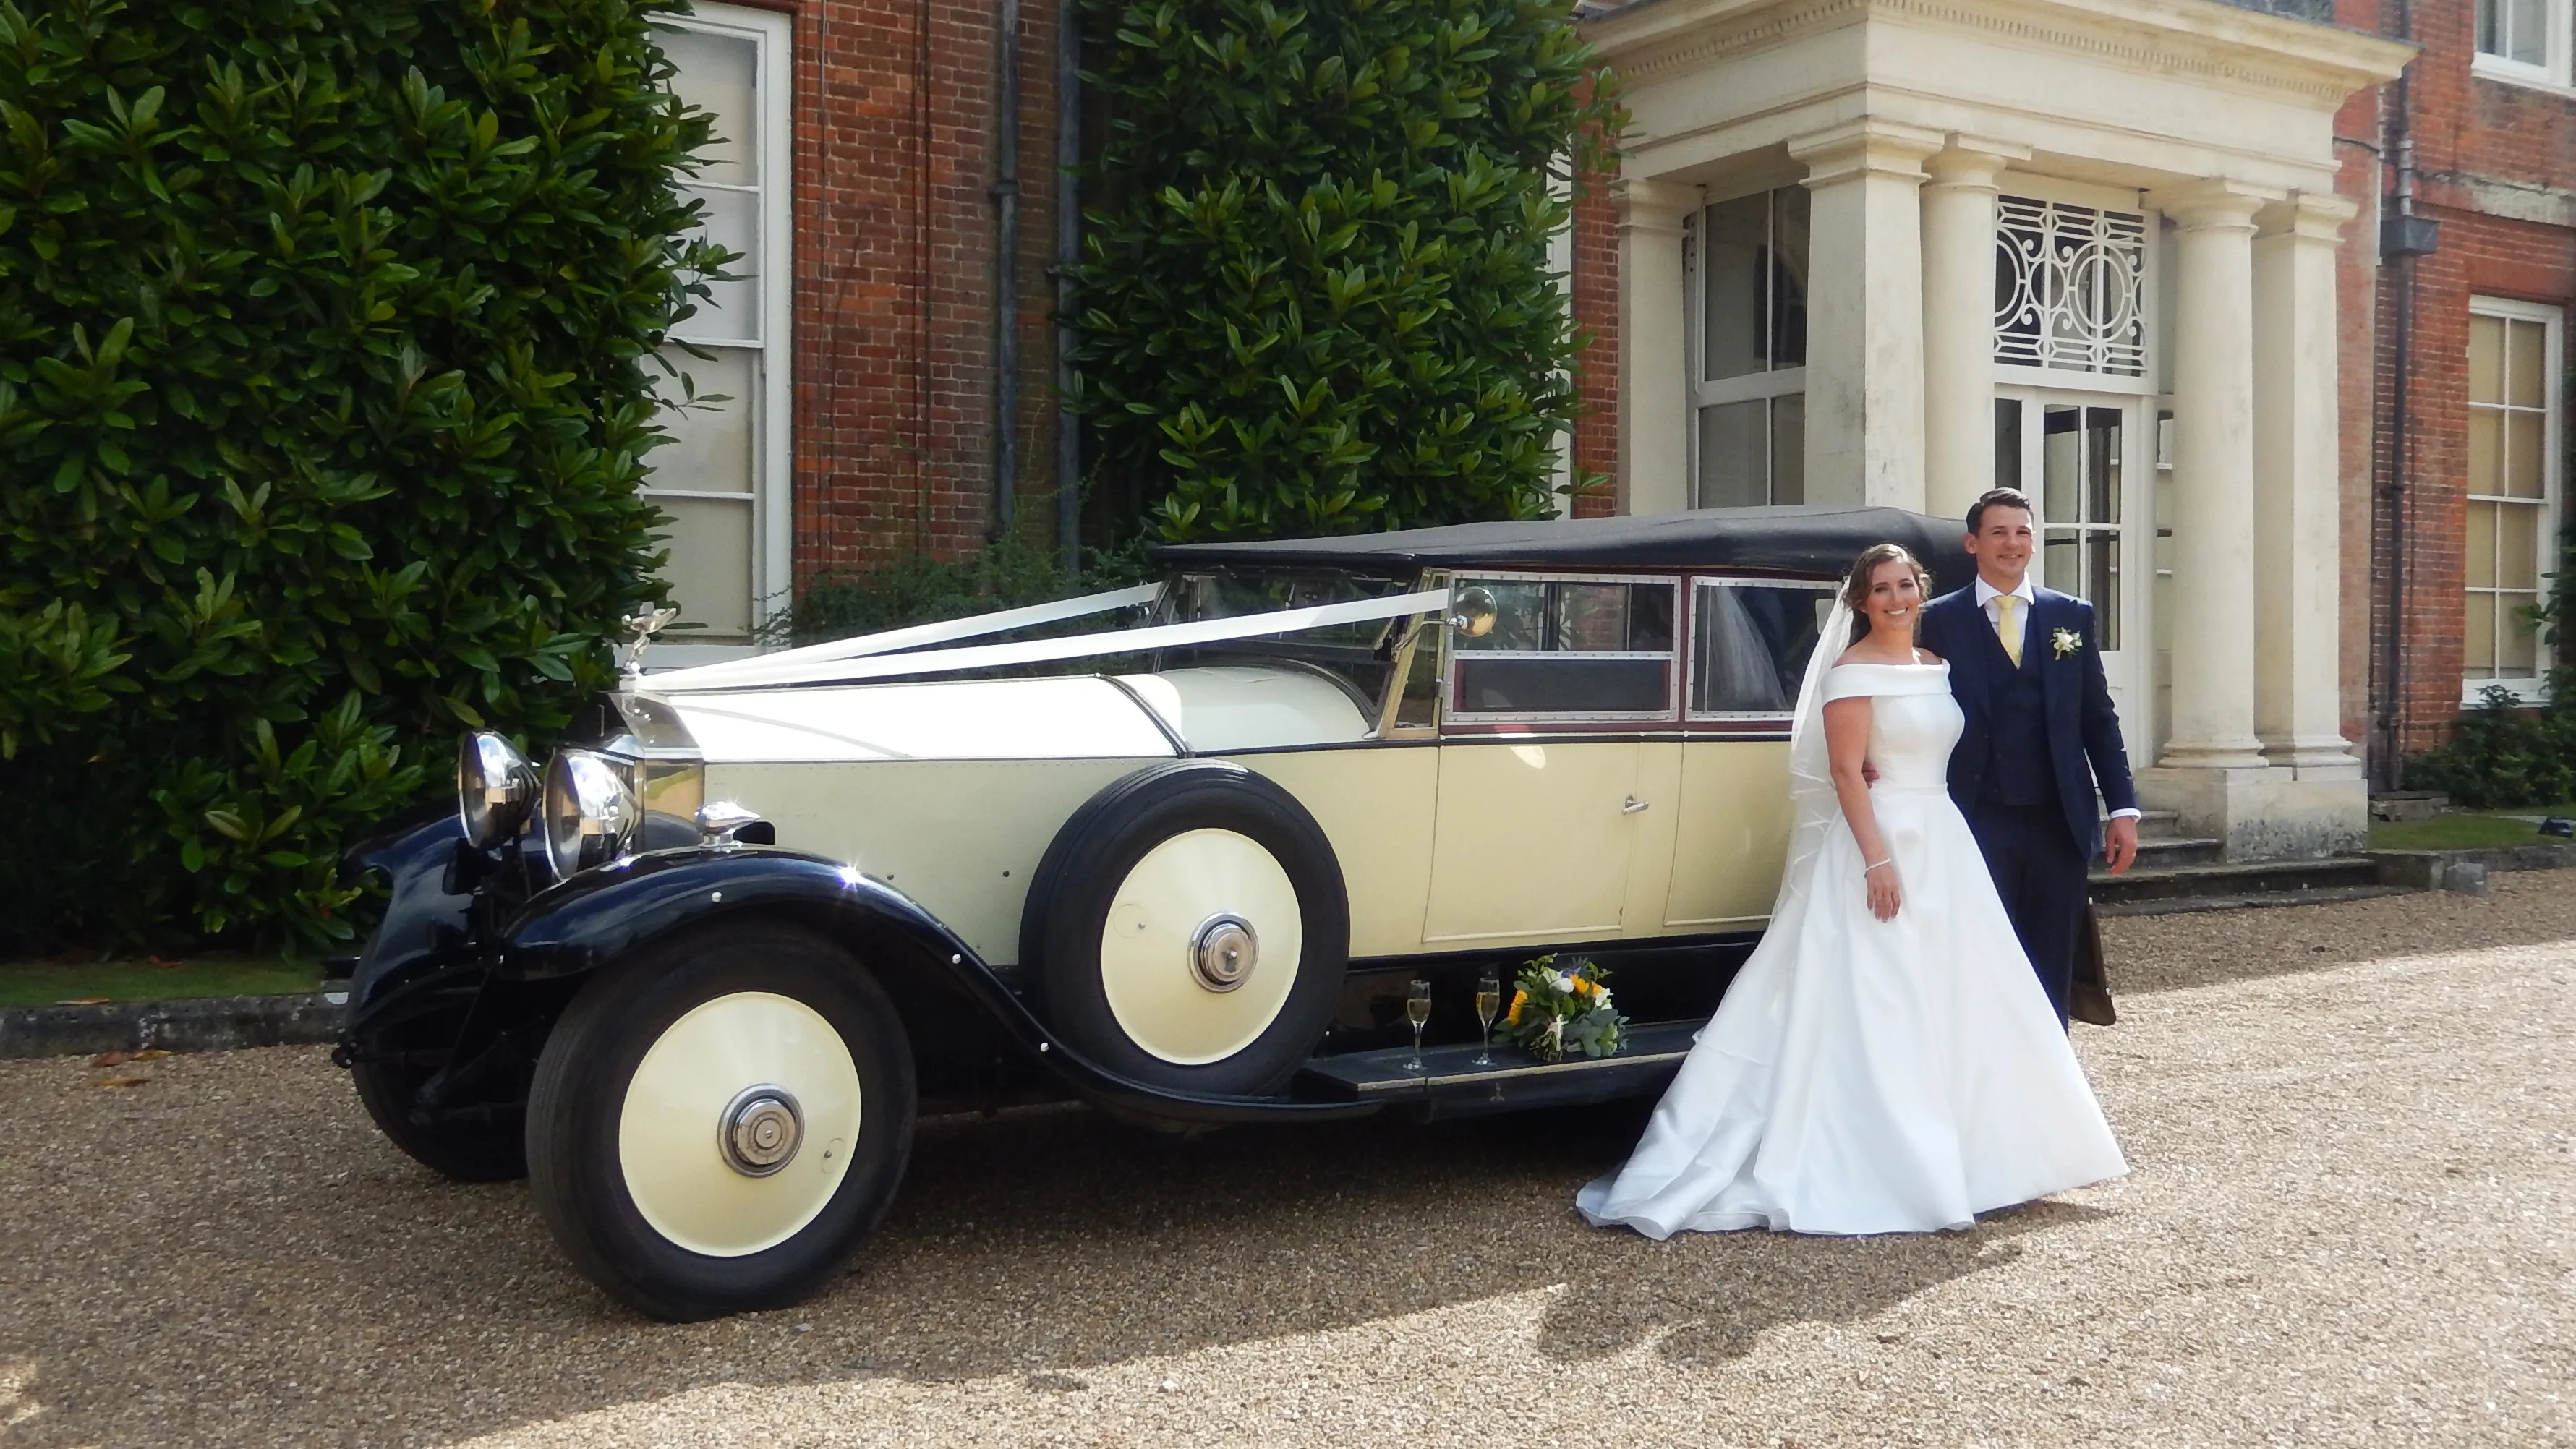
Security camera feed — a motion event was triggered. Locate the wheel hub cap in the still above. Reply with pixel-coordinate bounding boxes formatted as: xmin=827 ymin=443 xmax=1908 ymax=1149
xmin=719 ymin=1085 xmax=804 ymax=1176
xmin=1190 ymin=912 xmax=1258 ymax=993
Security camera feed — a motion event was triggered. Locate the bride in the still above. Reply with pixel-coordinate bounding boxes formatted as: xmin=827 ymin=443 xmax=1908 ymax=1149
xmin=1577 ymin=544 xmax=2127 ymax=1238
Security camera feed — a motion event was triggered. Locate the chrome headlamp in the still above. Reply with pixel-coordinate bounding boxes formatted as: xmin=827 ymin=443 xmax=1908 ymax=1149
xmin=457 ymin=732 xmax=539 ymax=848
xmin=542 ymin=748 xmax=639 ymax=879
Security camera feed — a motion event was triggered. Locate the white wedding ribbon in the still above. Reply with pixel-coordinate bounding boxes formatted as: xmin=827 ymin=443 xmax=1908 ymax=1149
xmin=644 ymin=582 xmax=1166 ymax=692
xmin=648 ymin=587 xmax=1451 ymax=693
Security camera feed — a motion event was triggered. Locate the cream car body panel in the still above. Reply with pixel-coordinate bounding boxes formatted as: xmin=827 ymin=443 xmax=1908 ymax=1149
xmin=1665 ymin=740 xmax=1796 ymax=928
xmin=668 ymin=676 xmax=1177 ymax=763
xmin=1222 ymin=745 xmax=1440 ymax=958
xmin=1422 ymin=739 xmax=1643 ymax=944
xmin=703 ymin=756 xmax=1157 ymax=965
xmin=1618 ymin=740 xmax=1687 ymax=934
xmin=1119 ymin=667 xmax=1373 ymax=751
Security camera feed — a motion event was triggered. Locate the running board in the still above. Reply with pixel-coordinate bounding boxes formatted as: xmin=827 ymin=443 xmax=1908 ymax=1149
xmin=1295 ymin=1020 xmax=1700 ymax=1120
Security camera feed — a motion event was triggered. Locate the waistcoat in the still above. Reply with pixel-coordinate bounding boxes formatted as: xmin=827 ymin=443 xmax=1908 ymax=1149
xmin=1984 ymin=635 xmax=2055 ymax=808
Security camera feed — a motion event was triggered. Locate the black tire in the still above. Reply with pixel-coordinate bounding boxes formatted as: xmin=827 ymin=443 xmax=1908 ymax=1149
xmin=525 ymin=922 xmax=916 ymax=1321
xmin=351 ymin=1056 xmax=529 ymax=1183
xmin=1022 ymin=760 xmax=1349 ymax=1095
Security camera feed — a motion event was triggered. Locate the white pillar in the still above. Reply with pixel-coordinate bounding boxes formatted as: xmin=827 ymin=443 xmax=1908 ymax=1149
xmin=1616 ymin=178 xmax=1697 ymax=516
xmin=1790 ymin=120 xmax=1942 ymax=511
xmin=2253 ymin=192 xmax=2366 ymax=779
xmin=2151 ymin=180 xmax=2270 ymax=774
xmin=1920 ymin=138 xmax=2027 ymax=523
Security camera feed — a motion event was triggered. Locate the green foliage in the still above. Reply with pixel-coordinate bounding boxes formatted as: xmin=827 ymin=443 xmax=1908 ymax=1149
xmin=2405 ymin=686 xmax=2576 ymax=808
xmin=0 ymin=0 xmax=721 ymax=953
xmin=764 ymin=532 xmax=1157 ymax=646
xmin=1068 ymin=0 xmax=1616 ymax=542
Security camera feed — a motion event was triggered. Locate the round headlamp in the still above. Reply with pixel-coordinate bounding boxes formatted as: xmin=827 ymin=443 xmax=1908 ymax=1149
xmin=541 ymin=748 xmax=639 ymax=879
xmin=457 ymin=731 xmax=539 ymax=848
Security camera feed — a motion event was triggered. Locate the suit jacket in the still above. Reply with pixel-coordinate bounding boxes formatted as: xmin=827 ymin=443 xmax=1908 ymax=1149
xmin=1918 ymin=584 xmax=2137 ymax=860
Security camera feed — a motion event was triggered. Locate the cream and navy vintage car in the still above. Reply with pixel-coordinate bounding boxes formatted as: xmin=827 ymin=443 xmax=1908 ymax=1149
xmin=334 ymin=505 xmax=1969 ymax=1318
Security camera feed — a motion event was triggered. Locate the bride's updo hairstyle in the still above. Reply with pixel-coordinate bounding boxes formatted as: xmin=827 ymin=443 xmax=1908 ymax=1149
xmin=1839 ymin=542 xmax=1933 ymax=646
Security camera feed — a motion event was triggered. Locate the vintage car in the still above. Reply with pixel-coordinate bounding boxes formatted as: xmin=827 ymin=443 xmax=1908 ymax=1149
xmin=333 ymin=505 xmax=1971 ymax=1319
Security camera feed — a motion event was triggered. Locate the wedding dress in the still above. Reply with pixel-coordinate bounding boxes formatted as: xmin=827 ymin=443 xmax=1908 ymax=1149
xmin=1577 ymin=608 xmax=2127 ymax=1238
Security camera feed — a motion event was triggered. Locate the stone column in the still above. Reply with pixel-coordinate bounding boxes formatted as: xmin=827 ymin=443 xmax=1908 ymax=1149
xmin=1790 ymin=120 xmax=1943 ymax=511
xmin=2253 ymin=192 xmax=2366 ymax=781
xmin=1919 ymin=138 xmax=2028 ymax=523
xmin=1616 ymin=178 xmax=1698 ymax=516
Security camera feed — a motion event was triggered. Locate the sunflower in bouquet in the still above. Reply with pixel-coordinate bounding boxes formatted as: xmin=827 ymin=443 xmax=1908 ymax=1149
xmin=1495 ymin=954 xmax=1627 ymax=1064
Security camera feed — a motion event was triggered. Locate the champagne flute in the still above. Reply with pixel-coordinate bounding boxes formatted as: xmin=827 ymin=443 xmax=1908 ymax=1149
xmin=1405 ymin=978 xmax=1433 ymax=1072
xmin=1473 ymin=972 xmax=1502 ymax=1066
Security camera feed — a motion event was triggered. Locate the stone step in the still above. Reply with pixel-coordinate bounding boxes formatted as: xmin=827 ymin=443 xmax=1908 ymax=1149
xmin=2126 ymin=834 xmax=2224 ymax=870
xmin=2089 ymin=855 xmax=2384 ymax=909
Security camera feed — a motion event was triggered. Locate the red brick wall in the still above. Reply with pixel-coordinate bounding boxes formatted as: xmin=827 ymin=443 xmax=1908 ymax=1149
xmin=1571 ymin=152 xmax=1621 ymax=520
xmin=2346 ymin=0 xmax=2576 ymax=757
xmin=782 ymin=0 xmax=1069 ymax=585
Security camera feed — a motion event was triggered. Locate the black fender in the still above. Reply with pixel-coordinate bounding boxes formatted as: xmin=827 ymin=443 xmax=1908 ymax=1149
xmin=343 ymin=809 xmax=486 ymax=1039
xmin=491 ymin=847 xmax=1380 ymax=1127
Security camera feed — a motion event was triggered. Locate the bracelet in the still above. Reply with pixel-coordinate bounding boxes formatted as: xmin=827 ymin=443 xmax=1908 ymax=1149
xmin=1863 ymin=858 xmax=1893 ymax=873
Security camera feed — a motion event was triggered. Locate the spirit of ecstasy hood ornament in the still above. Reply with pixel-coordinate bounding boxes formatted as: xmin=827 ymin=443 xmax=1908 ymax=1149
xmin=614 ymin=607 xmax=681 ymax=685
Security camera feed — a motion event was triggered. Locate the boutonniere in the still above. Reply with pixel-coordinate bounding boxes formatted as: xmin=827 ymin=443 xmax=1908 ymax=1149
xmin=2050 ymin=626 xmax=2082 ymax=659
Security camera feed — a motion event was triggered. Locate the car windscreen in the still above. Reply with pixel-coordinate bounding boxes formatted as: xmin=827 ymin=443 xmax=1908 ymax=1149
xmin=1156 ymin=570 xmax=1427 ymax=716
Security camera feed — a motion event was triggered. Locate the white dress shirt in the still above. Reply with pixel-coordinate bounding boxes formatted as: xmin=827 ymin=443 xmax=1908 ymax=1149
xmin=1969 ymin=573 xmax=2140 ymax=823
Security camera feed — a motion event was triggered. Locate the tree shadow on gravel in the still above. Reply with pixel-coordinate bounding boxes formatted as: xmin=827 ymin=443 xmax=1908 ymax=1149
xmin=0 ymin=1056 xmax=2109 ymax=1449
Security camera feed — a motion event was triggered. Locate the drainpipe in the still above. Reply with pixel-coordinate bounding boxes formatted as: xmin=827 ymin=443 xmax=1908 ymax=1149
xmin=1055 ymin=0 xmax=1083 ymax=577
xmin=2376 ymin=0 xmax=2439 ymax=791
xmin=992 ymin=0 xmax=1023 ymax=539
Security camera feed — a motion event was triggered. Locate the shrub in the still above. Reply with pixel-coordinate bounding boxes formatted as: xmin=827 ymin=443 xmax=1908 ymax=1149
xmin=2405 ymin=687 xmax=2576 ymax=808
xmin=0 ymin=0 xmax=721 ymax=954
xmin=1068 ymin=0 xmax=1616 ymax=542
xmin=764 ymin=532 xmax=1157 ymax=646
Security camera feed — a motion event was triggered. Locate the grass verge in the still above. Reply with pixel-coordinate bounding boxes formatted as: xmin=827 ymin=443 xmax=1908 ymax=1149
xmin=0 ymin=958 xmax=320 ymax=1009
xmin=2371 ymin=804 xmax=2576 ymax=852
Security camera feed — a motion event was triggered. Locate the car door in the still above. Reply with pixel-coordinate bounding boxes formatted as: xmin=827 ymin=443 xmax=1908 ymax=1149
xmin=1422 ymin=573 xmax=1679 ymax=944
xmin=1664 ymin=576 xmax=1833 ymax=928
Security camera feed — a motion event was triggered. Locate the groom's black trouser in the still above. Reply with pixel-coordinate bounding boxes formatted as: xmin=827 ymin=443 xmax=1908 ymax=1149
xmin=1964 ymin=801 xmax=2087 ymax=1027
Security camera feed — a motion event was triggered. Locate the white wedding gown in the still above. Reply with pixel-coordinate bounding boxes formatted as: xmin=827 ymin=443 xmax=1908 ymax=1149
xmin=1577 ymin=661 xmax=2127 ymax=1238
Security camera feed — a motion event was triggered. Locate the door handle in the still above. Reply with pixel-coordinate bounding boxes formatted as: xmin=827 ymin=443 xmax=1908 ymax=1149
xmin=1621 ymin=795 xmax=1650 ymax=814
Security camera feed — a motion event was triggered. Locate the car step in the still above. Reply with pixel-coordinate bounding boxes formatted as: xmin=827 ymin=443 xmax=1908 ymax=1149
xmin=1295 ymin=1019 xmax=1701 ymax=1120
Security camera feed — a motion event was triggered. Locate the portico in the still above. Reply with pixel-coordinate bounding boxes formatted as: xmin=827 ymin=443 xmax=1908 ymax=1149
xmin=1585 ymin=0 xmax=2411 ymax=860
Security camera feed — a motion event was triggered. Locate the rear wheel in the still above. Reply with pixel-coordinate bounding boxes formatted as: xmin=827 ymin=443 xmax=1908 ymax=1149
xmin=526 ymin=923 xmax=916 ymax=1320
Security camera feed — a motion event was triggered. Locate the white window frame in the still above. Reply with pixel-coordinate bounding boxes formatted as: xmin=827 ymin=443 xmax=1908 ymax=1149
xmin=2471 ymin=0 xmax=2573 ymax=91
xmin=1443 ymin=571 xmax=1683 ymax=724
xmin=2462 ymin=296 xmax=2562 ymax=705
xmin=1684 ymin=184 xmax=1807 ymax=509
xmin=647 ymin=3 xmax=794 ymax=669
xmin=1682 ymin=576 xmax=1834 ymax=722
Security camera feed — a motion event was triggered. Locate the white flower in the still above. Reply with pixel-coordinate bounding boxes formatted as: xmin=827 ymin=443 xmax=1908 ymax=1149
xmin=2050 ymin=626 xmax=2081 ymax=659
xmin=1554 ymin=973 xmax=1574 ymax=991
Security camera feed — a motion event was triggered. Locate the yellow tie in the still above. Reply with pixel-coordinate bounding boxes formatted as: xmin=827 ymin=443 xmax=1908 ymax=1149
xmin=1995 ymin=594 xmax=2025 ymax=668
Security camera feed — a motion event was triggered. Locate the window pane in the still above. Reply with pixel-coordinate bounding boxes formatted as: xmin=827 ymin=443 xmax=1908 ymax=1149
xmin=660 ymin=27 xmax=759 ymax=187
xmin=2086 ymin=406 xmax=2122 ymax=525
xmin=2468 ymin=315 xmax=2504 ymax=403
xmin=2468 ymin=409 xmax=2503 ymax=494
xmin=1697 ymin=400 xmax=1767 ymax=508
xmin=1558 ymin=582 xmax=1673 ymax=652
xmin=1457 ymin=581 xmax=1549 ymax=651
xmin=2508 ymin=411 xmax=2546 ymax=497
xmin=2043 ymin=527 xmax=2081 ymax=594
xmin=1770 ymin=394 xmax=1805 ymax=505
xmin=1456 ymin=658 xmax=1669 ymax=713
xmin=1701 ymin=195 xmax=1767 ymax=382
xmin=678 ymin=184 xmax=761 ymax=340
xmin=2503 ymin=594 xmax=2541 ymax=673
xmin=2467 ymin=500 xmax=2499 ymax=589
xmin=2089 ymin=533 xmax=2120 ymax=651
xmin=2465 ymin=594 xmax=2496 ymax=678
xmin=2478 ymin=0 xmax=2504 ymax=53
xmin=2499 ymin=501 xmax=2540 ymax=589
xmin=649 ymin=346 xmax=756 ymax=492
xmin=2507 ymin=0 xmax=2546 ymax=64
xmin=657 ymin=495 xmax=755 ymax=642
xmin=1690 ymin=582 xmax=1827 ymax=714
xmin=2042 ymin=405 xmax=2080 ymax=523
xmin=2508 ymin=318 xmax=2547 ymax=407
xmin=1770 ymin=186 xmax=1809 ymax=369
xmin=1995 ymin=398 xmax=2023 ymax=491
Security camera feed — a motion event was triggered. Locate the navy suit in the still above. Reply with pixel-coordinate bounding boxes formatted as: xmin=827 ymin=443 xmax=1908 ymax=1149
xmin=1918 ymin=585 xmax=2136 ymax=1024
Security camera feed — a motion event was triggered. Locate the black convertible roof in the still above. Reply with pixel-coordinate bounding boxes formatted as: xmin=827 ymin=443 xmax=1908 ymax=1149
xmin=1156 ymin=505 xmax=1976 ymax=589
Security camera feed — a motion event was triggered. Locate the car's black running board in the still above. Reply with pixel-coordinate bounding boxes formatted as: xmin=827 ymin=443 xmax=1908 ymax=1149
xmin=1294 ymin=1019 xmax=1700 ymax=1120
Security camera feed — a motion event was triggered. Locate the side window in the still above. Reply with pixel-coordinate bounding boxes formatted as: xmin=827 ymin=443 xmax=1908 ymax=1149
xmin=1687 ymin=580 xmax=1833 ymax=717
xmin=1449 ymin=576 xmax=1677 ymax=719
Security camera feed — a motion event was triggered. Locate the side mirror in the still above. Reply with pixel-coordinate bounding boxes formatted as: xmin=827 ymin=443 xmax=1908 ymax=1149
xmin=1449 ymin=586 xmax=1497 ymax=640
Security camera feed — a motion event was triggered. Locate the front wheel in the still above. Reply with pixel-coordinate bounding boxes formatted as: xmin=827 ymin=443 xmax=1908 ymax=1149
xmin=526 ymin=923 xmax=916 ymax=1320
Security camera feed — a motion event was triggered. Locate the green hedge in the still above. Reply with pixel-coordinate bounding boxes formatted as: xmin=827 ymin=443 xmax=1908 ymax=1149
xmin=2405 ymin=687 xmax=2576 ymax=808
xmin=0 ymin=0 xmax=720 ymax=953
xmin=1069 ymin=0 xmax=1616 ymax=541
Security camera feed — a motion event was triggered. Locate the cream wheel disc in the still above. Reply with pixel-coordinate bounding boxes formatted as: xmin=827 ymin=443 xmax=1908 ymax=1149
xmin=617 ymin=991 xmax=862 ymax=1257
xmin=1099 ymin=828 xmax=1304 ymax=1065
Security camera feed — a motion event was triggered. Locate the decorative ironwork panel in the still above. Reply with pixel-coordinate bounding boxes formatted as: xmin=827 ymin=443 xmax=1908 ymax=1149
xmin=1994 ymin=197 xmax=2148 ymax=377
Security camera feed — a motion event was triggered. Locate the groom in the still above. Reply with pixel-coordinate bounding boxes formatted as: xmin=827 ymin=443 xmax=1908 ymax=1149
xmin=1917 ymin=487 xmax=2139 ymax=1025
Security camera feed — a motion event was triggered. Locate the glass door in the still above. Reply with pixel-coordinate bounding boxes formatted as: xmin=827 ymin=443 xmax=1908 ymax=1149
xmin=1994 ymin=392 xmax=2147 ymax=741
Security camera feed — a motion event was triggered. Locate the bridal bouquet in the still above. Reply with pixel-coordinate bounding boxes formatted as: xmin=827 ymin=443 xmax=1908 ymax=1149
xmin=1496 ymin=955 xmax=1627 ymax=1064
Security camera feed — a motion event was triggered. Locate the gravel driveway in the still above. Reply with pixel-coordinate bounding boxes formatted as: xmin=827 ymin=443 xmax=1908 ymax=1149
xmin=1 ymin=877 xmax=2571 ymax=1448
